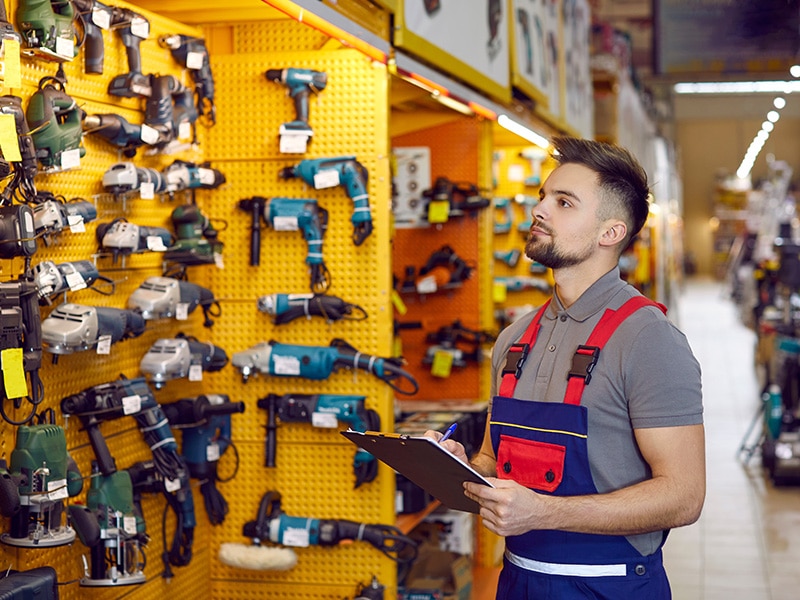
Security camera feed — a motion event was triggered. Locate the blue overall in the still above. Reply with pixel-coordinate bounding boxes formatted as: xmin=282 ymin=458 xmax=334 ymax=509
xmin=490 ymin=296 xmax=671 ymax=599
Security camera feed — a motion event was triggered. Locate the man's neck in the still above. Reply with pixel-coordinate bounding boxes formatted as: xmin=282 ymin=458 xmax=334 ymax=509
xmin=552 ymin=260 xmax=617 ymax=307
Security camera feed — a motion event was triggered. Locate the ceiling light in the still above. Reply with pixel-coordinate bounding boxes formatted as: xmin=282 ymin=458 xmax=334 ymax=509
xmin=767 ymin=110 xmax=780 ymax=122
xmin=497 ymin=115 xmax=549 ymax=149
xmin=762 ymin=121 xmax=774 ymax=132
xmin=674 ymin=81 xmax=800 ymax=94
xmin=434 ymin=94 xmax=474 ymax=116
xmin=791 ymin=65 xmax=800 ymax=78
xmin=774 ymin=97 xmax=787 ymax=109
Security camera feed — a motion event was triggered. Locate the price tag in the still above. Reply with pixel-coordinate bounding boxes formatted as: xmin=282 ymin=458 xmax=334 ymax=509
xmin=272 ymin=215 xmax=299 ymax=232
xmin=0 ymin=114 xmax=21 ymax=161
xmin=176 ymin=303 xmax=189 ymax=320
xmin=139 ymin=182 xmax=155 ymax=199
xmin=279 ymin=133 xmax=308 ymax=154
xmin=96 ymin=335 xmax=112 ymax=355
xmin=430 ymin=350 xmax=454 ymax=378
xmin=1 ymin=348 xmax=27 ymax=399
xmin=146 ymin=236 xmax=167 ymax=251
xmin=66 ymin=272 xmax=87 ymax=291
xmin=178 ymin=121 xmax=192 ymax=141
xmin=311 ymin=412 xmax=338 ymax=428
xmin=122 ymin=394 xmax=141 ymax=415
xmin=140 ymin=123 xmax=159 ymax=145
xmin=492 ymin=281 xmax=508 ymax=303
xmin=198 ymin=168 xmax=216 ymax=186
xmin=390 ymin=289 xmax=407 ymax=315
xmin=282 ymin=527 xmax=310 ymax=547
xmin=392 ymin=336 xmax=403 ymax=359
xmin=427 ymin=199 xmax=450 ymax=223
xmin=130 ymin=16 xmax=149 ymax=39
xmin=47 ymin=479 xmax=69 ymax=500
xmin=60 ymin=148 xmax=81 ymax=170
xmin=186 ymin=51 xmax=204 ymax=70
xmin=165 ymin=478 xmax=181 ymax=493
xmin=92 ymin=6 xmax=111 ymax=28
xmin=188 ymin=364 xmax=203 ymax=381
xmin=273 ymin=355 xmax=301 ymax=375
xmin=214 ymin=252 xmax=224 ymax=269
xmin=313 ymin=168 xmax=340 ymax=189
xmin=123 ymin=516 xmax=138 ymax=535
xmin=206 ymin=443 xmax=220 ymax=462
xmin=55 ymin=36 xmax=74 ymax=59
xmin=415 ymin=275 xmax=437 ymax=295
xmin=67 ymin=214 xmax=85 ymax=233
xmin=1 ymin=39 xmax=22 ymax=90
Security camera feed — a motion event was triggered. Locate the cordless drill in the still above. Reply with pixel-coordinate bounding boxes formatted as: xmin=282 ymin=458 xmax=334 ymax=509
xmin=144 ymin=74 xmax=196 ymax=149
xmin=71 ymin=0 xmax=111 ymax=74
xmin=238 ymin=196 xmax=330 ymax=292
xmin=279 ymin=156 xmax=373 ymax=245
xmin=160 ymin=34 xmax=216 ymax=126
xmin=265 ymin=68 xmax=327 ymax=146
xmin=107 ymin=7 xmax=151 ymax=98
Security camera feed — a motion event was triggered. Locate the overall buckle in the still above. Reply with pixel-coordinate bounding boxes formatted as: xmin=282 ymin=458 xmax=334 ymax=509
xmin=502 ymin=343 xmax=529 ymax=378
xmin=568 ymin=345 xmax=600 ymax=384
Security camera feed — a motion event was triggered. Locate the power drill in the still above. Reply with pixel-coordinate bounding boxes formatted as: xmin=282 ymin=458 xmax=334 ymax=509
xmin=0 ymin=423 xmax=83 ymax=548
xmin=71 ymin=0 xmax=111 ymax=74
xmin=165 ymin=204 xmax=223 ymax=267
xmin=31 ymin=193 xmax=97 ymax=245
xmin=231 ymin=338 xmax=419 ymax=395
xmin=279 ymin=156 xmax=373 ymax=245
xmin=144 ymin=74 xmax=197 ymax=149
xmin=107 ymin=7 xmax=151 ymax=98
xmin=160 ymin=34 xmax=216 ymax=126
xmin=128 ymin=276 xmax=220 ymax=327
xmin=25 ymin=77 xmax=86 ymax=171
xmin=161 ymin=395 xmax=245 ymax=525
xmin=264 ymin=68 xmax=326 ymax=145
xmin=41 ymin=303 xmax=145 ymax=360
xmin=95 ymin=218 xmax=174 ymax=263
xmin=83 ymin=114 xmax=146 ymax=158
xmin=257 ymin=393 xmax=379 ymax=487
xmin=237 ymin=196 xmax=330 ymax=292
xmin=15 ymin=0 xmax=78 ymax=62
xmin=0 ymin=95 xmax=39 ymax=202
xmin=139 ymin=333 xmax=228 ymax=389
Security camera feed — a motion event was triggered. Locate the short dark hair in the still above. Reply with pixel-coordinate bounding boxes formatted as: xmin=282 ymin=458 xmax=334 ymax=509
xmin=551 ymin=136 xmax=650 ymax=249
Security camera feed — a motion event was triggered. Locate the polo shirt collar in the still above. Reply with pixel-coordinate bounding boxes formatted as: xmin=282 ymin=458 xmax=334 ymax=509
xmin=546 ymin=267 xmax=626 ymax=323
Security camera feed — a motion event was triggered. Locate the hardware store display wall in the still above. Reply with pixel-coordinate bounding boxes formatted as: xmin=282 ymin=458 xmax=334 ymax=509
xmin=0 ymin=1 xmax=217 ymax=598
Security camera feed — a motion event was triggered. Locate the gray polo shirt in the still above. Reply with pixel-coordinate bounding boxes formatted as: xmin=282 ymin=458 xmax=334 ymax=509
xmin=490 ymin=267 xmax=703 ymax=555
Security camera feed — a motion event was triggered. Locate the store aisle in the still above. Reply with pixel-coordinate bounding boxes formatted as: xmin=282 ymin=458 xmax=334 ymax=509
xmin=664 ymin=277 xmax=800 ymax=600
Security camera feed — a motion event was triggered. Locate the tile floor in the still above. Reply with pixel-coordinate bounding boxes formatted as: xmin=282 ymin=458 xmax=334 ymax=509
xmin=663 ymin=277 xmax=800 ymax=600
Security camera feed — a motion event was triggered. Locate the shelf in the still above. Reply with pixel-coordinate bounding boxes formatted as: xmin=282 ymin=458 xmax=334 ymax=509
xmin=396 ymin=500 xmax=441 ymax=534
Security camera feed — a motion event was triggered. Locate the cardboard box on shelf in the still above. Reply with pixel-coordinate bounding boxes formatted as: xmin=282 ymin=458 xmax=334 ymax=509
xmin=399 ymin=542 xmax=472 ymax=600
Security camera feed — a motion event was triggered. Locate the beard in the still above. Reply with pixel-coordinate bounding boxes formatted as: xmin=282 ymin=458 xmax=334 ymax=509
xmin=525 ymin=226 xmax=594 ymax=270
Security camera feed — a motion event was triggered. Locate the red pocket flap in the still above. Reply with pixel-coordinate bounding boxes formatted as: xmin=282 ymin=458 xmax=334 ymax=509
xmin=496 ymin=435 xmax=565 ymax=493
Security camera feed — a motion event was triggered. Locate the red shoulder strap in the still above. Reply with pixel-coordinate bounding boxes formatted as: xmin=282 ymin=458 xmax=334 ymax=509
xmin=498 ymin=300 xmax=551 ymax=397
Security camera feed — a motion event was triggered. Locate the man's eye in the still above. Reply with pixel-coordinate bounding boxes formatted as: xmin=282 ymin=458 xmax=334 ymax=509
xmin=558 ymin=198 xmax=571 ymax=207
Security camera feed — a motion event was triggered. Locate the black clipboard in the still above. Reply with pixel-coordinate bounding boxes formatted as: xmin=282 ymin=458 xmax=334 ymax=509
xmin=341 ymin=429 xmax=494 ymax=513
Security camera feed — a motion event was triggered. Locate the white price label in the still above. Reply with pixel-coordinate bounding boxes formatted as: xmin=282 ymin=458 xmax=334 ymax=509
xmin=197 ymin=168 xmax=216 ymax=186
xmin=178 ymin=121 xmax=192 ymax=141
xmin=186 ymin=51 xmax=204 ymax=70
xmin=55 ymin=36 xmax=74 ymax=59
xmin=67 ymin=214 xmax=85 ymax=233
xmin=273 ymin=355 xmax=301 ymax=375
xmin=123 ymin=516 xmax=138 ymax=535
xmin=130 ymin=17 xmax=149 ymax=39
xmin=282 ymin=527 xmax=310 ymax=547
xmin=165 ymin=478 xmax=181 ymax=493
xmin=176 ymin=303 xmax=189 ymax=320
xmin=122 ymin=394 xmax=142 ymax=415
xmin=206 ymin=442 xmax=220 ymax=462
xmin=92 ymin=6 xmax=111 ymax=28
xmin=47 ymin=479 xmax=69 ymax=501
xmin=146 ymin=236 xmax=167 ymax=251
xmin=214 ymin=252 xmax=224 ymax=269
xmin=272 ymin=215 xmax=299 ymax=232
xmin=65 ymin=272 xmax=86 ymax=291
xmin=140 ymin=124 xmax=159 ymax=145
xmin=60 ymin=148 xmax=81 ymax=170
xmin=416 ymin=275 xmax=438 ymax=295
xmin=313 ymin=168 xmax=340 ymax=189
xmin=95 ymin=335 xmax=112 ymax=355
xmin=139 ymin=182 xmax=155 ymax=199
xmin=279 ymin=133 xmax=309 ymax=154
xmin=188 ymin=364 xmax=203 ymax=381
xmin=311 ymin=412 xmax=338 ymax=428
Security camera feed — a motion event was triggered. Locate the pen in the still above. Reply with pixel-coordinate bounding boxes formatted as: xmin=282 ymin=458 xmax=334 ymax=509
xmin=439 ymin=422 xmax=457 ymax=444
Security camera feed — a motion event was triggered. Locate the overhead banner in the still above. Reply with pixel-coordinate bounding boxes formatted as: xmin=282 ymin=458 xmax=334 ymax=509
xmin=511 ymin=0 xmax=560 ymax=114
xmin=396 ymin=0 xmax=511 ymax=103
xmin=655 ymin=0 xmax=800 ymax=75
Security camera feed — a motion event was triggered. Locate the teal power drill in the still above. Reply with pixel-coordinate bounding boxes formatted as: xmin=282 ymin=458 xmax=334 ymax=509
xmin=265 ymin=68 xmax=327 ymax=140
xmin=0 ymin=423 xmax=83 ymax=548
xmin=257 ymin=393 xmax=379 ymax=487
xmin=279 ymin=157 xmax=373 ymax=246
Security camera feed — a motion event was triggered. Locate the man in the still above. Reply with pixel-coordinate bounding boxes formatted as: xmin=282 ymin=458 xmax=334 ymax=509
xmin=430 ymin=136 xmax=704 ymax=598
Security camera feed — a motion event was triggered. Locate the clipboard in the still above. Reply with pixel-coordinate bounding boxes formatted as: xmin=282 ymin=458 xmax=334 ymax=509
xmin=341 ymin=429 xmax=494 ymax=514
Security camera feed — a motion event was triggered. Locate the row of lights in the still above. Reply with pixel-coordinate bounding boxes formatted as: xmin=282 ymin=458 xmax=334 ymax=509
xmin=736 ymin=95 xmax=786 ymax=180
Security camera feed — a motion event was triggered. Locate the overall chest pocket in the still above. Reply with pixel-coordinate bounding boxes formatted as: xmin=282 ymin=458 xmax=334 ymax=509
xmin=497 ymin=434 xmax=565 ymax=493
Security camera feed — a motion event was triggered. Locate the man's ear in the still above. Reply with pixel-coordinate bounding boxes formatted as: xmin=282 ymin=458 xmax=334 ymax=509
xmin=599 ymin=220 xmax=628 ymax=247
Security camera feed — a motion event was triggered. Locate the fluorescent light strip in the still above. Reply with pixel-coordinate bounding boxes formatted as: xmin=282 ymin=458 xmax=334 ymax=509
xmin=674 ymin=81 xmax=800 ymax=94
xmin=497 ymin=115 xmax=549 ymax=149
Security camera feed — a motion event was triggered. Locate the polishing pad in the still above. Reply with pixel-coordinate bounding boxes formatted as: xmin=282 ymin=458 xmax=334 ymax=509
xmin=218 ymin=543 xmax=298 ymax=571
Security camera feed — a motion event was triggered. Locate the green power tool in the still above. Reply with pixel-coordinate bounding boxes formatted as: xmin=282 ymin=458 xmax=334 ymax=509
xmin=165 ymin=204 xmax=223 ymax=267
xmin=0 ymin=423 xmax=83 ymax=548
xmin=26 ymin=75 xmax=85 ymax=171
xmin=16 ymin=0 xmax=78 ymax=62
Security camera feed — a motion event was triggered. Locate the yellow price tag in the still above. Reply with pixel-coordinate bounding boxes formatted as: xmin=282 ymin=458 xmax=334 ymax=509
xmin=0 ymin=114 xmax=21 ymax=162
xmin=493 ymin=281 xmax=508 ymax=303
xmin=391 ymin=289 xmax=407 ymax=315
xmin=392 ymin=336 xmax=403 ymax=359
xmin=427 ymin=200 xmax=450 ymax=224
xmin=430 ymin=350 xmax=454 ymax=378
xmin=1 ymin=347 xmax=28 ymax=399
xmin=1 ymin=39 xmax=21 ymax=90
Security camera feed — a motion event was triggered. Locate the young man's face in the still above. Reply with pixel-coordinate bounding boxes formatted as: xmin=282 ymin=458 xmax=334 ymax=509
xmin=525 ymin=162 xmax=604 ymax=269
